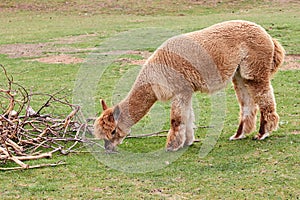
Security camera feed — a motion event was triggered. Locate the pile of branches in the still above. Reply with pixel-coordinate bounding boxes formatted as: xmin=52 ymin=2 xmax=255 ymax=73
xmin=0 ymin=65 xmax=92 ymax=170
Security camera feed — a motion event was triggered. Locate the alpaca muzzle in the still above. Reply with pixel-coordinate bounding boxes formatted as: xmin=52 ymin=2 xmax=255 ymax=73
xmin=104 ymin=139 xmax=117 ymax=153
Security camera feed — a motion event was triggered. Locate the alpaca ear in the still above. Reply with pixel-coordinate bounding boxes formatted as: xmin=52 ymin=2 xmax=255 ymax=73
xmin=113 ymin=105 xmax=121 ymax=121
xmin=101 ymin=99 xmax=108 ymax=111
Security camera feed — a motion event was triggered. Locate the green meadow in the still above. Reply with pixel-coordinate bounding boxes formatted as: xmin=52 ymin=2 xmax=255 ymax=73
xmin=0 ymin=1 xmax=299 ymax=199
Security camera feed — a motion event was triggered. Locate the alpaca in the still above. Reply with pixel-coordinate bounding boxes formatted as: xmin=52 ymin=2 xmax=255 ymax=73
xmin=94 ymin=20 xmax=285 ymax=152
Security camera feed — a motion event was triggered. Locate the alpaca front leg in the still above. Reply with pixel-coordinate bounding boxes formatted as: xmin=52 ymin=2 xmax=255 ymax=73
xmin=166 ymin=95 xmax=191 ymax=151
xmin=166 ymin=121 xmax=186 ymax=152
xmin=184 ymin=106 xmax=195 ymax=146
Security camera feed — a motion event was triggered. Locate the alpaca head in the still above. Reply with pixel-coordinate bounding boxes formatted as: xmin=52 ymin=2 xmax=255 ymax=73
xmin=93 ymin=99 xmax=125 ymax=153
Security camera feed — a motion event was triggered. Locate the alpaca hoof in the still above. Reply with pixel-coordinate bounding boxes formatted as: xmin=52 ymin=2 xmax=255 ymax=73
xmin=166 ymin=128 xmax=185 ymax=152
xmin=184 ymin=140 xmax=194 ymax=147
xmin=229 ymin=134 xmax=246 ymax=141
xmin=166 ymin=145 xmax=181 ymax=152
xmin=166 ymin=139 xmax=184 ymax=152
xmin=105 ymin=149 xmax=119 ymax=154
xmin=253 ymin=132 xmax=270 ymax=140
xmin=184 ymin=137 xmax=194 ymax=146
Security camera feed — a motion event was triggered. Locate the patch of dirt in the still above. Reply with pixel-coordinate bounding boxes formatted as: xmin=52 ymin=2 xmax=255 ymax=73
xmin=0 ymin=33 xmax=97 ymax=64
xmin=31 ymin=54 xmax=84 ymax=64
xmin=7 ymin=33 xmax=97 ymax=58
xmin=0 ymin=43 xmax=48 ymax=58
xmin=113 ymin=50 xmax=152 ymax=66
xmin=291 ymin=130 xmax=300 ymax=135
xmin=281 ymin=54 xmax=300 ymax=70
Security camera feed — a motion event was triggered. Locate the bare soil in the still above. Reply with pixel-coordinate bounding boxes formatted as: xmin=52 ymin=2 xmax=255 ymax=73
xmin=0 ymin=34 xmax=97 ymax=64
xmin=31 ymin=54 xmax=84 ymax=64
xmin=281 ymin=54 xmax=300 ymax=70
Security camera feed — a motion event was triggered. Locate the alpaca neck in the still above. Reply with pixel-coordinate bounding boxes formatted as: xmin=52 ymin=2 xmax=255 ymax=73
xmin=117 ymin=82 xmax=157 ymax=133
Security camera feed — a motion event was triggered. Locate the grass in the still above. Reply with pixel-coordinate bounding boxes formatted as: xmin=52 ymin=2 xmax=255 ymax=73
xmin=0 ymin=0 xmax=299 ymax=199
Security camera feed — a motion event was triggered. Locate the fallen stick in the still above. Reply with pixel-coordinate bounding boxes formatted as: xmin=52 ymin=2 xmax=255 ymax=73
xmin=5 ymin=138 xmax=24 ymax=154
xmin=0 ymin=152 xmax=52 ymax=161
xmin=126 ymin=125 xmax=214 ymax=139
xmin=0 ymin=161 xmax=66 ymax=171
xmin=126 ymin=130 xmax=168 ymax=138
xmin=0 ymin=146 xmax=29 ymax=168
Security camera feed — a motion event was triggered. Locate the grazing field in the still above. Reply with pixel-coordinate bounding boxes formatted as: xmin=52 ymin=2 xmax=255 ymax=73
xmin=0 ymin=0 xmax=299 ymax=199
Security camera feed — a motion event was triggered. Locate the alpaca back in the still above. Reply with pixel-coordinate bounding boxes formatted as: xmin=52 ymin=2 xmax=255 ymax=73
xmin=135 ymin=20 xmax=279 ymax=100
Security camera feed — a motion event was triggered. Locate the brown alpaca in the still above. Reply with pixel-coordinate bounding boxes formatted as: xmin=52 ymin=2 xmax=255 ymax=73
xmin=94 ymin=20 xmax=285 ymax=152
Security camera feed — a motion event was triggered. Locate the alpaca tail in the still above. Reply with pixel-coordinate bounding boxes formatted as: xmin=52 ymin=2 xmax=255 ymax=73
xmin=271 ymin=38 xmax=285 ymax=73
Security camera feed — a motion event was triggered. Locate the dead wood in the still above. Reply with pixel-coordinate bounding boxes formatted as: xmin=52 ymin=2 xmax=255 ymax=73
xmin=0 ymin=65 xmax=90 ymax=170
xmin=0 ymin=160 xmax=66 ymax=171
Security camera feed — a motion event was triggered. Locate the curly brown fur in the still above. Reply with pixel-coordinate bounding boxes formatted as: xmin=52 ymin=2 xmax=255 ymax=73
xmin=94 ymin=20 xmax=285 ymax=152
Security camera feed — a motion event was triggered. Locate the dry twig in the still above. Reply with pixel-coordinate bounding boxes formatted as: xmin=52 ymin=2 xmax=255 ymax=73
xmin=126 ymin=125 xmax=213 ymax=140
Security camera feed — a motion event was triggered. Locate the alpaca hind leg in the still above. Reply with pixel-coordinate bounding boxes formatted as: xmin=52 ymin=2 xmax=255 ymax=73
xmin=166 ymin=94 xmax=192 ymax=151
xmin=230 ymin=71 xmax=258 ymax=140
xmin=246 ymin=81 xmax=279 ymax=140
